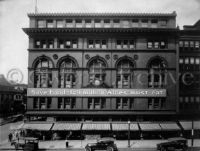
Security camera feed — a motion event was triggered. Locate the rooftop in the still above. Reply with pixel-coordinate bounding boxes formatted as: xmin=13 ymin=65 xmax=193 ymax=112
xmin=28 ymin=11 xmax=177 ymax=17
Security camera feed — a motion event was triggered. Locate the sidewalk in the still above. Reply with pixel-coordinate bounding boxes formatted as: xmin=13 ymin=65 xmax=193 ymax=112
xmin=1 ymin=139 xmax=200 ymax=150
xmin=0 ymin=114 xmax=23 ymax=126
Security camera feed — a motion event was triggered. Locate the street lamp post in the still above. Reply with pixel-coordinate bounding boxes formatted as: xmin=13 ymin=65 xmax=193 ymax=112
xmin=128 ymin=120 xmax=130 ymax=148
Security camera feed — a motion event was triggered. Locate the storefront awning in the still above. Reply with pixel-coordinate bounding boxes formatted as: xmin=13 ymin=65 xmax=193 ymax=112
xmin=180 ymin=121 xmax=192 ymax=130
xmin=160 ymin=123 xmax=180 ymax=131
xmin=52 ymin=123 xmax=82 ymax=131
xmin=139 ymin=123 xmax=161 ymax=131
xmin=22 ymin=123 xmax=53 ymax=131
xmin=82 ymin=123 xmax=110 ymax=130
xmin=112 ymin=123 xmax=139 ymax=131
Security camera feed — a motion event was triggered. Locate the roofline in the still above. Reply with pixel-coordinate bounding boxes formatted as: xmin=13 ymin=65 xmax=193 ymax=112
xmin=27 ymin=11 xmax=177 ymax=18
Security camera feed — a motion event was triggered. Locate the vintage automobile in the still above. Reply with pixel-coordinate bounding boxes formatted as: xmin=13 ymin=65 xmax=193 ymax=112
xmin=85 ymin=137 xmax=118 ymax=151
xmin=157 ymin=137 xmax=188 ymax=151
xmin=11 ymin=137 xmax=39 ymax=150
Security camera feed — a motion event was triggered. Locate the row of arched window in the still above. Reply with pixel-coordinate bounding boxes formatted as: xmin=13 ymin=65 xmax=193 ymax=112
xmin=33 ymin=56 xmax=167 ymax=88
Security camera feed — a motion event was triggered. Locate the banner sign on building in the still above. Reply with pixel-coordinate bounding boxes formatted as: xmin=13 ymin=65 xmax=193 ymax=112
xmin=27 ymin=88 xmax=166 ymax=97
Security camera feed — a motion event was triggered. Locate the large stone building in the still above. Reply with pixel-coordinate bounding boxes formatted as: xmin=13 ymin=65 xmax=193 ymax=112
xmin=22 ymin=12 xmax=199 ymax=140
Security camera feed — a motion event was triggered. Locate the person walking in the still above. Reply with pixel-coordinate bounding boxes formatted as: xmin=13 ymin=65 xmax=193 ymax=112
xmin=8 ymin=133 xmax=12 ymax=142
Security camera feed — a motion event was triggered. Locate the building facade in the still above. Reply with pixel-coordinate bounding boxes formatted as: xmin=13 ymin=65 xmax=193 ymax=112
xmin=22 ymin=12 xmax=191 ymax=139
xmin=179 ymin=20 xmax=200 ymax=119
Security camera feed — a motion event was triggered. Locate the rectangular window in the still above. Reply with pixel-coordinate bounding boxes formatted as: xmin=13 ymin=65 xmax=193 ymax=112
xmin=147 ymin=42 xmax=153 ymax=48
xmin=122 ymin=98 xmax=129 ymax=109
xmin=184 ymin=41 xmax=189 ymax=49
xmin=141 ymin=19 xmax=148 ymax=27
xmin=66 ymin=19 xmax=73 ymax=28
xmin=116 ymin=40 xmax=122 ymax=49
xmin=151 ymin=19 xmax=158 ymax=28
xmin=95 ymin=40 xmax=101 ymax=48
xmin=95 ymin=20 xmax=101 ymax=28
xmin=88 ymin=40 xmax=94 ymax=48
xmin=72 ymin=40 xmax=78 ymax=48
xmin=148 ymin=99 xmax=153 ymax=109
xmin=154 ymin=99 xmax=159 ymax=109
xmin=47 ymin=20 xmax=54 ymax=28
xmin=130 ymin=40 xmax=134 ymax=49
xmin=190 ymin=41 xmax=194 ymax=50
xmin=154 ymin=42 xmax=159 ymax=49
xmin=58 ymin=98 xmax=63 ymax=109
xmin=160 ymin=41 xmax=166 ymax=49
xmin=41 ymin=40 xmax=47 ymax=48
xmin=64 ymin=98 xmax=71 ymax=109
xmin=40 ymin=98 xmax=46 ymax=109
xmin=85 ymin=20 xmax=92 ymax=28
xmin=132 ymin=19 xmax=139 ymax=27
xmin=102 ymin=40 xmax=107 ymax=49
xmin=123 ymin=40 xmax=128 ymax=49
xmin=160 ymin=20 xmax=167 ymax=27
xmin=37 ymin=20 xmax=46 ymax=28
xmin=33 ymin=98 xmax=39 ymax=109
xmin=65 ymin=40 xmax=71 ymax=48
xmin=57 ymin=20 xmax=64 ymax=28
xmin=190 ymin=57 xmax=195 ymax=64
xmin=88 ymin=98 xmax=93 ymax=109
xmin=122 ymin=20 xmax=129 ymax=28
xmin=76 ymin=20 xmax=82 ymax=28
xmin=113 ymin=19 xmax=120 ymax=28
xmin=35 ymin=40 xmax=41 ymax=48
xmin=116 ymin=98 xmax=122 ymax=109
xmin=58 ymin=40 xmax=64 ymax=48
xmin=104 ymin=20 xmax=110 ymax=28
xmin=48 ymin=40 xmax=54 ymax=48
xmin=195 ymin=41 xmax=200 ymax=49
xmin=47 ymin=98 xmax=51 ymax=109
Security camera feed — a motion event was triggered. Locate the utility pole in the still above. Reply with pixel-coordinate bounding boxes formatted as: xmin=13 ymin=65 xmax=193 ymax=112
xmin=128 ymin=120 xmax=130 ymax=148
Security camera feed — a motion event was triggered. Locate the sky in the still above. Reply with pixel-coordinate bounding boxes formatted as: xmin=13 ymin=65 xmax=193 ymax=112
xmin=0 ymin=0 xmax=200 ymax=84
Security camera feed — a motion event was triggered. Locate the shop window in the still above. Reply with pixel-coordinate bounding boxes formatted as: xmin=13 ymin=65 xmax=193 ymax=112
xmin=148 ymin=57 xmax=167 ymax=88
xmin=141 ymin=19 xmax=148 ymax=27
xmin=34 ymin=58 xmax=53 ymax=88
xmin=104 ymin=19 xmax=110 ymax=28
xmin=95 ymin=20 xmax=101 ymax=28
xmin=47 ymin=20 xmax=54 ymax=28
xmin=33 ymin=98 xmax=39 ymax=109
xmin=66 ymin=19 xmax=73 ymax=28
xmin=116 ymin=98 xmax=133 ymax=110
xmin=56 ymin=20 xmax=64 ymax=28
xmin=113 ymin=19 xmax=120 ymax=28
xmin=33 ymin=98 xmax=51 ymax=110
xmin=148 ymin=98 xmax=165 ymax=110
xmin=151 ymin=19 xmax=158 ymax=28
xmin=132 ymin=19 xmax=139 ymax=27
xmin=85 ymin=20 xmax=92 ymax=28
xmin=88 ymin=58 xmax=106 ymax=86
xmin=117 ymin=59 xmax=134 ymax=88
xmin=37 ymin=20 xmax=46 ymax=28
xmin=59 ymin=58 xmax=77 ymax=88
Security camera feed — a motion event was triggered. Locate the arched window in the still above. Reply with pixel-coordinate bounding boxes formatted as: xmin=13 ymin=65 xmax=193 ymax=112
xmin=59 ymin=59 xmax=76 ymax=88
xmin=148 ymin=57 xmax=167 ymax=88
xmin=116 ymin=59 xmax=134 ymax=88
xmin=88 ymin=59 xmax=106 ymax=86
xmin=34 ymin=58 xmax=53 ymax=88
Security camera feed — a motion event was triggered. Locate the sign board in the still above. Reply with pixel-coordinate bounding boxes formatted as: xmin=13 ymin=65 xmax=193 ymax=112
xmin=27 ymin=88 xmax=166 ymax=97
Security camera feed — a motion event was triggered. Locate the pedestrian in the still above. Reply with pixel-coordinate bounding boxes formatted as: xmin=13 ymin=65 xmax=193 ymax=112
xmin=8 ymin=133 xmax=12 ymax=142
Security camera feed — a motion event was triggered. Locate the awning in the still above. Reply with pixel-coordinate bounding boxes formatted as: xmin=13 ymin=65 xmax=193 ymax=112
xmin=52 ymin=123 xmax=82 ymax=131
xmin=112 ymin=123 xmax=139 ymax=131
xmin=82 ymin=123 xmax=110 ymax=130
xmin=22 ymin=123 xmax=53 ymax=131
xmin=10 ymin=123 xmax=24 ymax=130
xmin=160 ymin=123 xmax=180 ymax=131
xmin=139 ymin=123 xmax=161 ymax=131
xmin=180 ymin=121 xmax=192 ymax=130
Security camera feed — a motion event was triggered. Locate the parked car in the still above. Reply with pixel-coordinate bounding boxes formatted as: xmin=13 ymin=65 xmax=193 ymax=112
xmin=85 ymin=137 xmax=118 ymax=151
xmin=157 ymin=137 xmax=188 ymax=151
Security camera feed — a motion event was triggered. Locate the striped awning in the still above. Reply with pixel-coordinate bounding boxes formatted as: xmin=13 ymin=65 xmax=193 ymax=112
xmin=112 ymin=123 xmax=139 ymax=131
xmin=82 ymin=123 xmax=110 ymax=130
xmin=139 ymin=123 xmax=161 ymax=131
xmin=180 ymin=121 xmax=192 ymax=130
xmin=52 ymin=123 xmax=82 ymax=131
xmin=22 ymin=123 xmax=53 ymax=131
xmin=160 ymin=123 xmax=180 ymax=130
